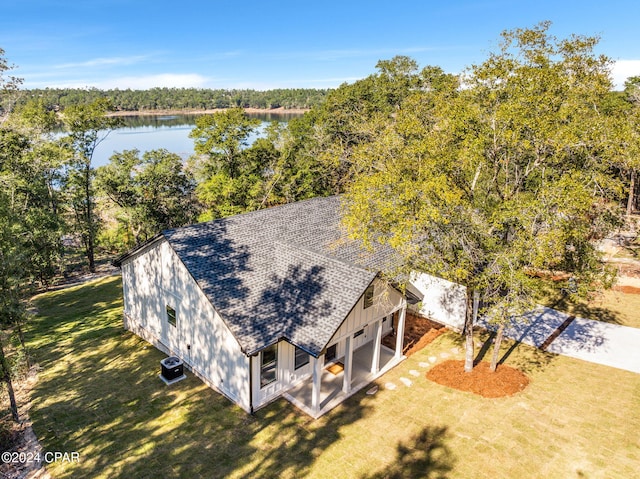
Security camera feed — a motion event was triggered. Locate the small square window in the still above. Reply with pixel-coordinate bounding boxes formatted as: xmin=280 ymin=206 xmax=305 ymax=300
xmin=294 ymin=347 xmax=309 ymax=370
xmin=166 ymin=305 xmax=176 ymax=327
xmin=363 ymin=284 xmax=374 ymax=309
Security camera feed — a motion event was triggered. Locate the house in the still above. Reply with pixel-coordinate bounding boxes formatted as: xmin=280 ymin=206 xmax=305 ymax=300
xmin=115 ymin=195 xmax=465 ymax=418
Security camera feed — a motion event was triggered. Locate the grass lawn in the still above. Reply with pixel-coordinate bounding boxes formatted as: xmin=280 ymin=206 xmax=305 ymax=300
xmin=540 ymin=287 xmax=640 ymax=329
xmin=532 ymin=271 xmax=640 ymax=329
xmin=26 ymin=276 xmax=640 ymax=478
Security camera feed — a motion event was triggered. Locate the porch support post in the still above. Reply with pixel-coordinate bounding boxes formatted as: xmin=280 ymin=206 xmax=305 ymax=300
xmin=342 ymin=336 xmax=353 ymax=394
xmin=394 ymin=299 xmax=407 ymax=360
xmin=371 ymin=319 xmax=383 ymax=374
xmin=311 ymin=353 xmax=324 ymax=413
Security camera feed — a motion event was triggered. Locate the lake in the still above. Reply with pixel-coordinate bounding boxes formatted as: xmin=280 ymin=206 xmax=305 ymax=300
xmin=91 ymin=112 xmax=301 ymax=167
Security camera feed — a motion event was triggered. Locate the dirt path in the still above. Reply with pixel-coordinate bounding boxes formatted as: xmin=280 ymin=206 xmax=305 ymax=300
xmin=0 ymin=368 xmax=51 ymax=479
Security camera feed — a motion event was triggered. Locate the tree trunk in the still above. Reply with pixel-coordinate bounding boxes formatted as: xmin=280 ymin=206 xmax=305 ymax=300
xmin=0 ymin=338 xmax=19 ymax=423
xmin=489 ymin=323 xmax=505 ymax=372
xmin=14 ymin=320 xmax=30 ymax=368
xmin=84 ymin=163 xmax=96 ymax=273
xmin=463 ymin=289 xmax=478 ymax=372
xmin=627 ymin=170 xmax=636 ymax=216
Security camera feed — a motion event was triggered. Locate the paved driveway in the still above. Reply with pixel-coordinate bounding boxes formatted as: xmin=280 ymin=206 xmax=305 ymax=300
xmin=478 ymin=307 xmax=640 ymax=374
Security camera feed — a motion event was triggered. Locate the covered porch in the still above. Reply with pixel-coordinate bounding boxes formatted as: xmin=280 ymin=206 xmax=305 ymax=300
xmin=283 ymin=305 xmax=406 ymax=418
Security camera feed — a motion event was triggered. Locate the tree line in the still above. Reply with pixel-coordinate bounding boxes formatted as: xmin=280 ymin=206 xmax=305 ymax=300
xmin=17 ymin=87 xmax=329 ymax=112
xmin=1 ymin=21 xmax=640 ymax=424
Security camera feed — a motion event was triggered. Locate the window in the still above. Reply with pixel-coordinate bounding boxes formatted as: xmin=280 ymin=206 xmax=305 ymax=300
xmin=354 ymin=328 xmax=365 ymax=338
xmin=364 ymin=284 xmax=374 ymax=309
xmin=260 ymin=344 xmax=277 ymax=388
xmin=166 ymin=305 xmax=176 ymax=327
xmin=294 ymin=347 xmax=309 ymax=370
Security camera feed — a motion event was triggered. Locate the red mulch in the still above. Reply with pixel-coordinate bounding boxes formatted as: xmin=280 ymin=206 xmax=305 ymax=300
xmin=613 ymin=285 xmax=640 ymax=294
xmin=426 ymin=360 xmax=530 ymax=398
xmin=382 ymin=313 xmax=446 ymax=357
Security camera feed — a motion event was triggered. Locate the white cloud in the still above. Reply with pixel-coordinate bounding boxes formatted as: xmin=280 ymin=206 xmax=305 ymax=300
xmin=94 ymin=73 xmax=210 ymax=89
xmin=611 ymin=60 xmax=640 ymax=90
xmin=25 ymin=73 xmax=210 ymax=90
xmin=54 ymin=55 xmax=152 ymax=69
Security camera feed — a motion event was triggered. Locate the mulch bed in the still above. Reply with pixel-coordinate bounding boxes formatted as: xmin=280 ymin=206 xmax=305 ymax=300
xmin=613 ymin=285 xmax=640 ymax=294
xmin=426 ymin=360 xmax=530 ymax=398
xmin=382 ymin=313 xmax=446 ymax=357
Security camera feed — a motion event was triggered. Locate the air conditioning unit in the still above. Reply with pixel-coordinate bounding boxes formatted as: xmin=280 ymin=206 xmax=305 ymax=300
xmin=160 ymin=356 xmax=184 ymax=382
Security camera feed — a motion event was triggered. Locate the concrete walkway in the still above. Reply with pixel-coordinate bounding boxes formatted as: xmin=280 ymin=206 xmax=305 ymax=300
xmin=477 ymin=306 xmax=640 ymax=374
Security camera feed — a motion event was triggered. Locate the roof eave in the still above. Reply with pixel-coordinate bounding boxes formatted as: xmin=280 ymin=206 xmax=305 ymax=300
xmin=112 ymin=233 xmax=165 ymax=267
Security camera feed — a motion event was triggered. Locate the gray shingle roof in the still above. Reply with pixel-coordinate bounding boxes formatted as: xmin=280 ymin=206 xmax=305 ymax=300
xmin=161 ymin=195 xmax=398 ymax=357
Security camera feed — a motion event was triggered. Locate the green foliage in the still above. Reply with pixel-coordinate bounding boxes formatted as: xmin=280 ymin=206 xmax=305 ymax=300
xmin=61 ymin=99 xmax=123 ymax=271
xmin=17 ymin=87 xmax=329 ymax=112
xmin=0 ymin=125 xmax=65 ymax=287
xmin=96 ymin=148 xmax=199 ymax=248
xmin=293 ymin=56 xmax=459 ymax=194
xmin=187 ymin=109 xmax=329 ymax=219
xmin=342 ymin=23 xmax=624 ymax=356
xmin=0 ymin=47 xmax=23 ymax=123
xmin=189 ymin=107 xmax=261 ymax=179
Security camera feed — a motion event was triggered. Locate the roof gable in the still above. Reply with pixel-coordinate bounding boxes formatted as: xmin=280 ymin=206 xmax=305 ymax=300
xmin=153 ymin=196 xmax=397 ymax=356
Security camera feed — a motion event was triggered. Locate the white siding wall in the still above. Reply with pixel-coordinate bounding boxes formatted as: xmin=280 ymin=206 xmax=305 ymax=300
xmin=251 ymin=340 xmax=313 ymax=408
xmin=121 ymin=239 xmax=251 ymax=412
xmin=327 ymin=278 xmax=402 ymax=355
xmin=251 ymin=279 xmax=402 ymax=410
xmin=409 ymin=272 xmax=467 ymax=331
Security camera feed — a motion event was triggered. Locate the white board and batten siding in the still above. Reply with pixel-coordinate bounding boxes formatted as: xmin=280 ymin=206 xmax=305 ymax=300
xmin=325 ymin=278 xmax=401 ymax=358
xmin=409 ymin=272 xmax=467 ymax=331
xmin=250 ymin=278 xmax=402 ymax=409
xmin=250 ymin=340 xmax=313 ymax=408
xmin=121 ymin=238 xmax=252 ymax=412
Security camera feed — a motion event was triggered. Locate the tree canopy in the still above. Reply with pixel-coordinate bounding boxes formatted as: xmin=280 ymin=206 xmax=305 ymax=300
xmin=341 ymin=22 xmax=625 ymax=371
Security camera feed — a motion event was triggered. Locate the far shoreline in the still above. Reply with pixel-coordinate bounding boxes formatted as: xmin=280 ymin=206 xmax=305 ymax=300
xmin=106 ymin=106 xmax=310 ymax=117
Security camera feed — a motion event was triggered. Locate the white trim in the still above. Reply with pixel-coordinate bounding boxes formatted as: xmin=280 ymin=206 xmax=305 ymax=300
xmin=329 ymin=305 xmax=404 ymax=346
xmin=395 ymin=300 xmax=407 ymax=360
xmin=342 ymin=336 xmax=353 ymax=394
xmin=371 ymin=318 xmax=383 ymax=374
xmin=311 ymin=354 xmax=325 ymax=413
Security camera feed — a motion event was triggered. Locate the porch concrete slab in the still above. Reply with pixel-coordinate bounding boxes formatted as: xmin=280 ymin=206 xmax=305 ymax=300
xmin=284 ymin=342 xmax=399 ymax=418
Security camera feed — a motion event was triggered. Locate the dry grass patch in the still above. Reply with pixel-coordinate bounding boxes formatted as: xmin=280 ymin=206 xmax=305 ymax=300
xmin=22 ymin=276 xmax=640 ymax=479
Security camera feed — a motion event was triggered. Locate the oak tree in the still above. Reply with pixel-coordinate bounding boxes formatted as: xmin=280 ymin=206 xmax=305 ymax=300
xmin=342 ymin=23 xmax=623 ymax=372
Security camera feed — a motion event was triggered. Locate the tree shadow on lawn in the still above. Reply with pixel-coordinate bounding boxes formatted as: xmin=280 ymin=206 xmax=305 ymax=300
xmin=28 ymin=276 xmax=454 ymax=478
xmin=29 ymin=330 xmax=392 ymax=479
xmin=360 ymin=426 xmax=453 ymax=479
xmin=471 ymin=330 xmax=556 ymax=375
xmin=549 ymin=295 xmax=621 ymax=326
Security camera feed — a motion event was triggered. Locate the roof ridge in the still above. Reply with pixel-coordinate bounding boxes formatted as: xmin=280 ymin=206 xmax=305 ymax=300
xmin=163 ymin=194 xmax=341 ymax=236
xmin=272 ymin=239 xmax=376 ymax=276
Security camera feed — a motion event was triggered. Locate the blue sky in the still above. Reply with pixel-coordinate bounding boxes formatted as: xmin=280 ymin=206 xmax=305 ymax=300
xmin=2 ymin=0 xmax=639 ymax=90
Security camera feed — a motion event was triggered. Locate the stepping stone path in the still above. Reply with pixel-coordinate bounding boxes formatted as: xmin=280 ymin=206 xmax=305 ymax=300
xmin=429 ymin=356 xmax=437 ymax=363
xmin=440 ymin=352 xmax=450 ymax=359
xmin=366 ymin=385 xmax=378 ymax=395
xmin=409 ymin=370 xmax=420 ymax=377
xmin=399 ymin=377 xmax=413 ymax=387
xmin=418 ymin=362 xmax=430 ymax=368
xmin=385 ymin=382 xmax=397 ymax=390
xmin=451 ymin=347 xmax=460 ymax=354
